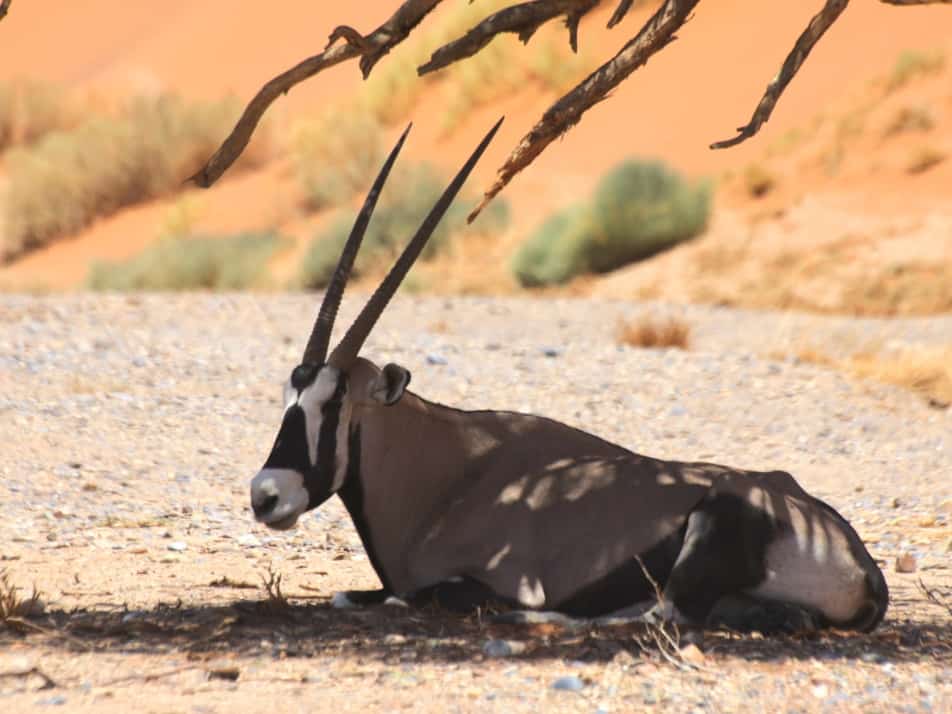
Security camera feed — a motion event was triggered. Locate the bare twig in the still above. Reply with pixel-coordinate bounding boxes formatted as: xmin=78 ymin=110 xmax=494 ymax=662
xmin=261 ymin=565 xmax=287 ymax=607
xmin=208 ymin=575 xmax=258 ymax=590
xmin=197 ymin=0 xmax=946 ymax=211
xmin=420 ymin=0 xmax=598 ymax=75
xmin=607 ymin=0 xmax=637 ymax=28
xmin=469 ymin=0 xmax=699 ymax=220
xmin=100 ymin=665 xmax=200 ymax=688
xmin=0 ymin=666 xmax=57 ymax=690
xmin=710 ymin=0 xmax=849 ymax=149
xmin=189 ymin=0 xmax=443 ymax=188
xmin=917 ymin=578 xmax=952 ymax=617
xmin=0 ymin=0 xmax=11 ymax=21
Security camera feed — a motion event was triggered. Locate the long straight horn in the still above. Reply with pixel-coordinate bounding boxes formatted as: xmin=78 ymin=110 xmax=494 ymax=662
xmin=328 ymin=117 xmax=504 ymax=370
xmin=300 ymin=123 xmax=412 ymax=365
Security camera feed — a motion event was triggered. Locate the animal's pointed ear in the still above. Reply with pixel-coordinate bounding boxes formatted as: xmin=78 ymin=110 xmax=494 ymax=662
xmin=368 ymin=363 xmax=411 ymax=406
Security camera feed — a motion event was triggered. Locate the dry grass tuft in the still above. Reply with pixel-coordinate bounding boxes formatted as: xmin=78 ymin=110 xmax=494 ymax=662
xmin=617 ymin=316 xmax=691 ymax=350
xmin=0 ymin=569 xmax=41 ymax=631
xmin=780 ymin=343 xmax=952 ymax=408
xmin=743 ymin=163 xmax=777 ymax=198
xmin=882 ymin=105 xmax=935 ymax=137
xmin=2 ymin=93 xmax=272 ymax=261
xmin=260 ymin=566 xmax=289 ymax=611
xmin=849 ymin=345 xmax=952 ymax=408
xmin=905 ymin=145 xmax=946 ymax=174
xmin=885 ymin=49 xmax=945 ymax=93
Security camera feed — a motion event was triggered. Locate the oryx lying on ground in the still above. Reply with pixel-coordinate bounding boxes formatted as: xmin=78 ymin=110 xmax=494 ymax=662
xmin=249 ymin=120 xmax=888 ymax=634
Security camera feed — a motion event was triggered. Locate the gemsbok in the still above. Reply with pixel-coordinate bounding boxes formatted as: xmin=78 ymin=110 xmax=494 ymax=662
xmin=249 ymin=119 xmax=888 ymax=634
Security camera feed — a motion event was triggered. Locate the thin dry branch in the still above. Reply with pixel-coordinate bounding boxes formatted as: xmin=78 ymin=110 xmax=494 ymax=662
xmin=189 ymin=0 xmax=443 ymax=188
xmin=607 ymin=0 xmax=637 ymax=27
xmin=710 ymin=0 xmax=849 ymax=149
xmin=0 ymin=0 xmax=11 ymax=21
xmin=198 ymin=0 xmax=947 ymax=212
xmin=420 ymin=0 xmax=597 ymax=74
xmin=918 ymin=578 xmax=952 ymax=617
xmin=469 ymin=0 xmax=699 ymax=220
xmin=0 ymin=666 xmax=57 ymax=690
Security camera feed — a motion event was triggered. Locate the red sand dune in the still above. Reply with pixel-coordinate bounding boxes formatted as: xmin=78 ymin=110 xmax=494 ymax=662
xmin=0 ymin=1 xmax=950 ymax=297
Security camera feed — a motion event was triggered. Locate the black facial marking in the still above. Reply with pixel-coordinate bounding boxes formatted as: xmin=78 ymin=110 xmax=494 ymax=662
xmin=337 ymin=425 xmax=394 ymax=593
xmin=296 ymin=376 xmax=348 ymax=509
xmin=263 ymin=405 xmax=311 ymax=474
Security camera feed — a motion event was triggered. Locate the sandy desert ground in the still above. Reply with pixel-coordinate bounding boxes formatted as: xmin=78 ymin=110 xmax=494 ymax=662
xmin=0 ymin=294 xmax=949 ymax=713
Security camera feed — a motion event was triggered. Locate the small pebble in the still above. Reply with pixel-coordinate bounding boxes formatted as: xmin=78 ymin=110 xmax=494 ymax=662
xmin=37 ymin=696 xmax=67 ymax=707
xmin=895 ymin=552 xmax=917 ymax=573
xmin=237 ymin=534 xmax=261 ymax=547
xmin=483 ymin=639 xmax=526 ymax=658
xmin=426 ymin=354 xmax=447 ymax=365
xmin=552 ymin=675 xmax=585 ymax=692
xmin=207 ymin=667 xmax=240 ymax=681
xmin=167 ymin=541 xmax=187 ymax=552
xmin=679 ymin=643 xmax=707 ymax=666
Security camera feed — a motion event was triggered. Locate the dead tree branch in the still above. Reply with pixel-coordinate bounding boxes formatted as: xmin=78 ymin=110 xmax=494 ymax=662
xmin=197 ymin=0 xmax=949 ymax=214
xmin=0 ymin=0 xmax=12 ymax=21
xmin=607 ymin=0 xmax=638 ymax=28
xmin=469 ymin=0 xmax=700 ymax=220
xmin=189 ymin=0 xmax=444 ymax=188
xmin=710 ymin=0 xmax=849 ymax=150
xmin=420 ymin=0 xmax=598 ymax=75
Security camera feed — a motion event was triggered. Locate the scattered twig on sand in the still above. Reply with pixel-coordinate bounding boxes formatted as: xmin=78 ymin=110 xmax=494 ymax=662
xmin=631 ymin=556 xmax=713 ymax=672
xmin=99 ymin=665 xmax=201 ymax=688
xmin=208 ymin=576 xmax=258 ymax=590
xmin=0 ymin=666 xmax=58 ymax=690
xmin=918 ymin=578 xmax=952 ymax=617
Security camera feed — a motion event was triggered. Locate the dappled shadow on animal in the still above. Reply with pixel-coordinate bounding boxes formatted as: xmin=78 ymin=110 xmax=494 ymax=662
xmin=248 ymin=118 xmax=888 ymax=636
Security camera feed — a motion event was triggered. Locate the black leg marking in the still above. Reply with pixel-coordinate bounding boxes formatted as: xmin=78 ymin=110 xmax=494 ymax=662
xmin=555 ymin=525 xmax=686 ymax=618
xmin=663 ymin=492 xmax=779 ymax=624
xmin=408 ymin=577 xmax=515 ymax=613
xmin=339 ymin=589 xmax=393 ymax=607
xmin=708 ymin=593 xmax=827 ymax=634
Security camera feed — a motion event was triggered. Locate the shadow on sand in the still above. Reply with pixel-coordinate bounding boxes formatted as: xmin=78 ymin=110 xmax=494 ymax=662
xmin=3 ymin=595 xmax=949 ymax=666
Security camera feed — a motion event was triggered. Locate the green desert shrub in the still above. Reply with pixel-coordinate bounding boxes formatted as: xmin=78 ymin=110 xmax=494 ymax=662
xmin=1 ymin=93 xmax=258 ymax=260
xmin=87 ymin=231 xmax=284 ymax=291
xmin=511 ymin=159 xmax=710 ymax=287
xmin=291 ymin=109 xmax=385 ymax=210
xmin=510 ymin=205 xmax=593 ymax=288
xmin=885 ymin=49 xmax=945 ymax=93
xmin=298 ymin=161 xmax=509 ymax=289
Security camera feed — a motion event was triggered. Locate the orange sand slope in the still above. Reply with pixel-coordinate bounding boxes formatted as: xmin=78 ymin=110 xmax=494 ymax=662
xmin=0 ymin=0 xmax=950 ymax=300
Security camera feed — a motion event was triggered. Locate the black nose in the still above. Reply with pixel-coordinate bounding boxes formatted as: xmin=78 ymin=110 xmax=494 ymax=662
xmin=253 ymin=494 xmax=279 ymax=518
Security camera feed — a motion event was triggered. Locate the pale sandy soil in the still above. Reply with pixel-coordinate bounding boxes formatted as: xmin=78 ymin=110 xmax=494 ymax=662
xmin=0 ymin=294 xmax=949 ymax=713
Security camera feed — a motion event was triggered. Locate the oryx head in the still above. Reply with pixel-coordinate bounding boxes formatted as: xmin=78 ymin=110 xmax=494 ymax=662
xmin=249 ymin=119 xmax=502 ymax=530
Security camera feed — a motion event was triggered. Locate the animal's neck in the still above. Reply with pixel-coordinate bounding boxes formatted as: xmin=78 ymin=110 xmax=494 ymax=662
xmin=336 ymin=390 xmax=514 ymax=593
